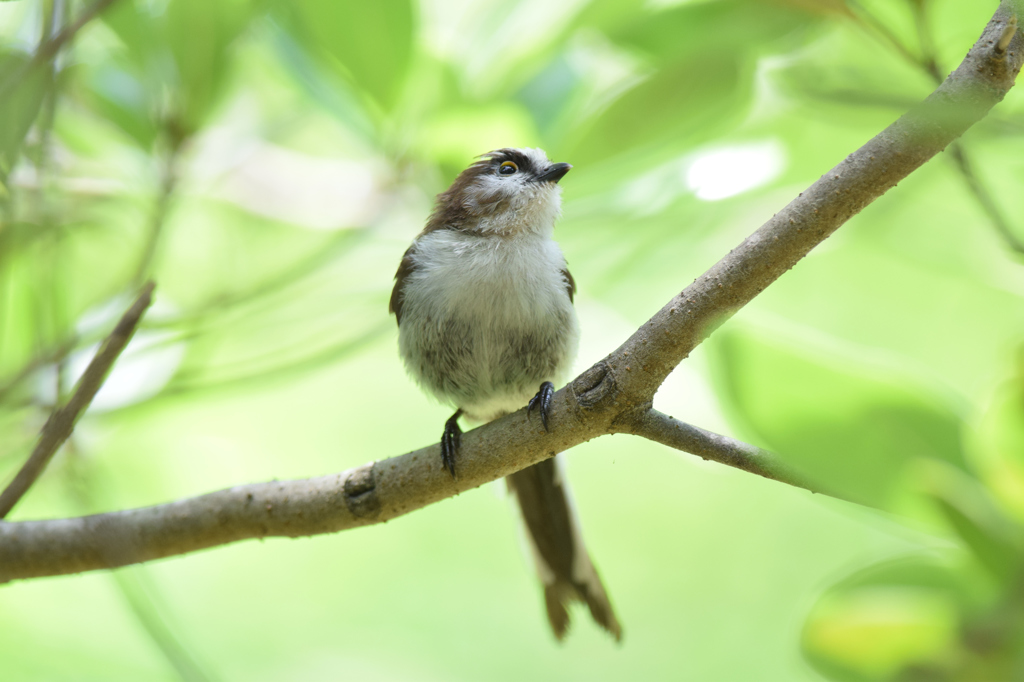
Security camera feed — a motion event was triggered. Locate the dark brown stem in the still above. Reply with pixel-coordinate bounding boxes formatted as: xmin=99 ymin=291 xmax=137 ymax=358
xmin=0 ymin=0 xmax=120 ymax=101
xmin=0 ymin=282 xmax=155 ymax=518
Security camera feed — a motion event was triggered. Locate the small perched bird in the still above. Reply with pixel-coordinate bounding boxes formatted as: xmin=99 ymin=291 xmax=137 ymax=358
xmin=389 ymin=148 xmax=622 ymax=641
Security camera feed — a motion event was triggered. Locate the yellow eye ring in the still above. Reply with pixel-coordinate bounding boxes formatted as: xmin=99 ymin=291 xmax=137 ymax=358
xmin=499 ymin=160 xmax=518 ymax=175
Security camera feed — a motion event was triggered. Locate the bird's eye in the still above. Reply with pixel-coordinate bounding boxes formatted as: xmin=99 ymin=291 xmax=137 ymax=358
xmin=499 ymin=161 xmax=518 ymax=175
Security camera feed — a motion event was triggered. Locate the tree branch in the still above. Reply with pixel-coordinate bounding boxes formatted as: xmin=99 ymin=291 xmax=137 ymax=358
xmin=630 ymin=410 xmax=825 ymax=497
xmin=0 ymin=0 xmax=120 ymax=101
xmin=948 ymin=142 xmax=1024 ymax=254
xmin=0 ymin=282 xmax=155 ymax=519
xmin=857 ymin=1 xmax=1024 ymax=255
xmin=1 ymin=2 xmax=1021 ymax=584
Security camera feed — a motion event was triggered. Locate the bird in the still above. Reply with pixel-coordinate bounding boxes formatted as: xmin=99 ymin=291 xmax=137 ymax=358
xmin=389 ymin=147 xmax=622 ymax=641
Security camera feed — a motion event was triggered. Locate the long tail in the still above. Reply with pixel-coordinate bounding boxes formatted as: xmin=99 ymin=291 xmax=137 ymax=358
xmin=506 ymin=456 xmax=622 ymax=641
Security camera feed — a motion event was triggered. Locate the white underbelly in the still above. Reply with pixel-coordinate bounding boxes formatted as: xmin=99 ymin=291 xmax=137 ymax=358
xmin=397 ymin=234 xmax=579 ymax=421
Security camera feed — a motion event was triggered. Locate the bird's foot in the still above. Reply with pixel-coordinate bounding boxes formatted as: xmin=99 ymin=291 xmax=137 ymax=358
xmin=441 ymin=410 xmax=463 ymax=478
xmin=527 ymin=381 xmax=555 ymax=432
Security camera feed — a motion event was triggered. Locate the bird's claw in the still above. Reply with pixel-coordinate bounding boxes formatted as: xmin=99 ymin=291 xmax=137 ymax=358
xmin=527 ymin=381 xmax=555 ymax=432
xmin=441 ymin=411 xmax=462 ymax=478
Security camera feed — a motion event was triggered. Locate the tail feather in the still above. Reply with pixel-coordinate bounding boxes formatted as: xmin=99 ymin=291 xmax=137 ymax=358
xmin=507 ymin=456 xmax=622 ymax=641
xmin=544 ymin=585 xmax=572 ymax=641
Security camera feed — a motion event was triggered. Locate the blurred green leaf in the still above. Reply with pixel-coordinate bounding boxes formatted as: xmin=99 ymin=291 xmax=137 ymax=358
xmin=289 ymin=0 xmax=414 ymax=111
xmin=934 ymin=497 xmax=1020 ymax=584
xmin=564 ymin=51 xmax=748 ymax=165
xmin=772 ymin=6 xmax=933 ymax=122
xmin=916 ymin=461 xmax=1022 ymax=585
xmin=710 ymin=329 xmax=968 ymax=509
xmin=564 ymin=0 xmax=836 ymax=165
xmin=101 ymin=0 xmax=165 ymax=70
xmin=777 ymin=0 xmax=851 ymax=16
xmin=802 ymin=556 xmax=969 ymax=682
xmin=598 ymin=0 xmax=824 ymax=62
xmin=86 ymin=62 xmax=159 ymax=149
xmin=974 ymin=372 xmax=1024 ymax=524
xmin=0 ymin=51 xmax=50 ymax=179
xmin=165 ymin=0 xmax=254 ymax=134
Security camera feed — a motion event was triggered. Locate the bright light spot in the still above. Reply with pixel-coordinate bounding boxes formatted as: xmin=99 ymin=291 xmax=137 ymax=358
xmin=191 ymin=129 xmax=385 ymax=231
xmin=37 ymin=296 xmax=186 ymax=412
xmin=613 ymin=139 xmax=785 ymax=215
xmin=685 ymin=141 xmax=785 ymax=201
xmin=66 ymin=331 xmax=186 ymax=411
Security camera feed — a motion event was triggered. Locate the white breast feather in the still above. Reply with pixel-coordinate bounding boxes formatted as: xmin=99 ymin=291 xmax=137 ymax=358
xmin=398 ymin=228 xmax=579 ymax=421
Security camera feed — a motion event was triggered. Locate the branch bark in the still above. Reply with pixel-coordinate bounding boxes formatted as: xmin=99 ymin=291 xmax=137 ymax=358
xmin=633 ymin=410 xmax=826 ymax=497
xmin=0 ymin=282 xmax=155 ymax=518
xmin=1 ymin=3 xmax=1021 ymax=583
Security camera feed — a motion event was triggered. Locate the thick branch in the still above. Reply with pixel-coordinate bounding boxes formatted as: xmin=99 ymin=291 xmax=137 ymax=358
xmin=0 ymin=3 xmax=1021 ymax=583
xmin=0 ymin=283 xmax=155 ymax=518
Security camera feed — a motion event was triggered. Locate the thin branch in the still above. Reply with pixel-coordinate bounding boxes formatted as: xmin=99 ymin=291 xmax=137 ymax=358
xmin=61 ymin=440 xmax=219 ymax=682
xmin=631 ymin=410 xmax=826 ymax=497
xmin=947 ymin=143 xmax=1024 ymax=254
xmin=113 ymin=570 xmax=219 ymax=682
xmin=0 ymin=0 xmax=120 ymax=101
xmin=0 ymin=3 xmax=1021 ymax=583
xmin=846 ymin=0 xmax=924 ymax=69
xmin=0 ymin=282 xmax=155 ymax=518
xmin=132 ymin=151 xmax=179 ymax=287
xmin=0 ymin=337 xmax=78 ymax=403
xmin=861 ymin=0 xmax=1024 ymax=254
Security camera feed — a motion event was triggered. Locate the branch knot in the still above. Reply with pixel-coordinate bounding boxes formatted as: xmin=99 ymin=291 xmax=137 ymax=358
xmin=572 ymin=362 xmax=617 ymax=410
xmin=343 ymin=464 xmax=380 ymax=518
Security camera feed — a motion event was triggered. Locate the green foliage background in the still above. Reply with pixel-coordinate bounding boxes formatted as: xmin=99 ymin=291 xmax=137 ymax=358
xmin=2 ymin=0 xmax=1024 ymax=680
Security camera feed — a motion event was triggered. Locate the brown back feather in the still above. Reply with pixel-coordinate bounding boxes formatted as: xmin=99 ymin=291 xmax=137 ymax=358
xmin=389 ymin=247 xmax=418 ymax=325
xmin=561 ymin=267 xmax=576 ymax=303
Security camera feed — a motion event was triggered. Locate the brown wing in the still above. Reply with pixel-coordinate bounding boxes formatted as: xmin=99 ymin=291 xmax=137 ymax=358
xmin=561 ymin=266 xmax=576 ymax=304
xmin=389 ymin=247 xmax=418 ymax=326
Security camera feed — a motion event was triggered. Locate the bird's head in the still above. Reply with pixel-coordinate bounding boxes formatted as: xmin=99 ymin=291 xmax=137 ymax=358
xmin=428 ymin=147 xmax=572 ymax=237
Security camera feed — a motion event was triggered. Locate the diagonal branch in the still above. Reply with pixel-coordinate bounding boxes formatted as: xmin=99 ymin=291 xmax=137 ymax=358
xmin=0 ymin=282 xmax=155 ymax=518
xmin=612 ymin=5 xmax=1022 ymax=398
xmin=947 ymin=142 xmax=1024 ymax=254
xmin=631 ymin=410 xmax=827 ymax=497
xmin=853 ymin=0 xmax=1024 ymax=254
xmin=0 ymin=0 xmax=121 ymax=101
xmin=0 ymin=2 xmax=1021 ymax=584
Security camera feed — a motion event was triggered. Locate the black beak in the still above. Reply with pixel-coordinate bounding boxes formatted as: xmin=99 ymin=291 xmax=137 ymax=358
xmin=536 ymin=162 xmax=572 ymax=184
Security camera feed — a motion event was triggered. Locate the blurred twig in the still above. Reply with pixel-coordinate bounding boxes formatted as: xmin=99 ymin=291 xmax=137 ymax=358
xmin=132 ymin=150 xmax=180 ymax=287
xmin=60 ymin=440 xmax=219 ymax=682
xmin=164 ymin=320 xmax=390 ymax=396
xmin=0 ymin=336 xmax=78 ymax=405
xmin=114 ymin=570 xmax=219 ymax=682
xmin=846 ymin=0 xmax=924 ymax=67
xmin=947 ymin=144 xmax=1024 ymax=253
xmin=0 ymin=0 xmax=120 ymax=101
xmin=909 ymin=0 xmax=943 ymax=83
xmin=0 ymin=230 xmax=363 ymax=404
xmin=848 ymin=0 xmax=1024 ymax=255
xmin=0 ymin=281 xmax=154 ymax=518
xmin=145 ymin=229 xmax=367 ymax=331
